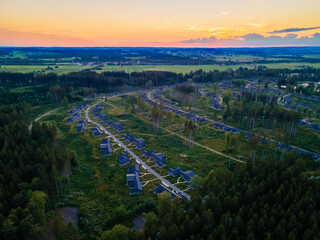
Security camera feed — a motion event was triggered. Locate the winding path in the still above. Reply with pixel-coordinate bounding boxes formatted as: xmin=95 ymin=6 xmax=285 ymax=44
xmin=85 ymin=101 xmax=191 ymax=200
xmin=28 ymin=107 xmax=62 ymax=131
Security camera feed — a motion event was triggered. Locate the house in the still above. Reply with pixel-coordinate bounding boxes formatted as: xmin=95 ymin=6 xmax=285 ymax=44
xmin=181 ymin=170 xmax=196 ymax=182
xmin=68 ymin=103 xmax=88 ymax=115
xmin=168 ymin=167 xmax=183 ymax=177
xmin=126 ymin=164 xmax=142 ymax=195
xmin=98 ymin=114 xmax=108 ymax=122
xmin=107 ymin=121 xmax=123 ymax=132
xmin=142 ymin=150 xmax=166 ymax=168
xmin=247 ymin=132 xmax=253 ymax=138
xmin=92 ymin=105 xmax=104 ymax=116
xmin=100 ymin=138 xmax=112 ymax=156
xmin=123 ymin=134 xmax=146 ymax=150
xmin=118 ymin=152 xmax=130 ymax=166
xmin=76 ymin=119 xmax=86 ymax=132
xmin=134 ymin=138 xmax=146 ymax=150
xmin=168 ymin=168 xmax=196 ymax=182
xmin=113 ymin=122 xmax=123 ymax=132
xmin=67 ymin=113 xmax=81 ymax=123
xmin=91 ymin=127 xmax=102 ymax=137
xmin=153 ymin=184 xmax=177 ymax=199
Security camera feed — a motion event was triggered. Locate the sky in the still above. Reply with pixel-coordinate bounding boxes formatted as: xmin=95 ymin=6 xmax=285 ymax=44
xmin=0 ymin=0 xmax=320 ymax=47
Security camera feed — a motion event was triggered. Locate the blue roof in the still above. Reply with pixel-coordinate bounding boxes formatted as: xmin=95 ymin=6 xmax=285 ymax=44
xmin=153 ymin=184 xmax=177 ymax=199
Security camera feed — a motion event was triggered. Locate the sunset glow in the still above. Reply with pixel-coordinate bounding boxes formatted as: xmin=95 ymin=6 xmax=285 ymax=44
xmin=1 ymin=0 xmax=320 ymax=47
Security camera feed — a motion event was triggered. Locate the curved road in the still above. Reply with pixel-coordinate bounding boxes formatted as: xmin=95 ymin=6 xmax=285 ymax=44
xmin=85 ymin=101 xmax=191 ymax=200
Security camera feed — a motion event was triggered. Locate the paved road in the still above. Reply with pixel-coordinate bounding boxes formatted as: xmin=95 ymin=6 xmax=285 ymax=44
xmin=85 ymin=101 xmax=191 ymax=200
xmin=28 ymin=107 xmax=62 ymax=131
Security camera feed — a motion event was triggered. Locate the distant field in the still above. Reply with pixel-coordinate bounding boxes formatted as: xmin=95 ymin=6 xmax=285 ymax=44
xmin=97 ymin=63 xmax=320 ymax=73
xmin=1 ymin=62 xmax=320 ymax=75
xmin=0 ymin=64 xmax=90 ymax=74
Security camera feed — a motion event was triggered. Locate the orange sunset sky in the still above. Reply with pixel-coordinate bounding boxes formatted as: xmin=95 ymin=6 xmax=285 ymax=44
xmin=0 ymin=0 xmax=320 ymax=47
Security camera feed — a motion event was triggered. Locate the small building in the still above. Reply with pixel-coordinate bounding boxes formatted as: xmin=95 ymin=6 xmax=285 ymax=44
xmin=76 ymin=119 xmax=86 ymax=132
xmin=123 ymin=134 xmax=146 ymax=150
xmin=68 ymin=113 xmax=81 ymax=123
xmin=126 ymin=164 xmax=142 ymax=195
xmin=153 ymin=184 xmax=177 ymax=199
xmin=98 ymin=114 xmax=108 ymax=122
xmin=143 ymin=150 xmax=167 ymax=168
xmin=118 ymin=152 xmax=130 ymax=166
xmin=167 ymin=167 xmax=196 ymax=183
xmin=92 ymin=127 xmax=102 ymax=137
xmin=100 ymin=138 xmax=112 ymax=156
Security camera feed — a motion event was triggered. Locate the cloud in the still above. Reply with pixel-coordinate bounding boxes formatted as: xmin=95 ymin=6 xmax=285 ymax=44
xmin=181 ymin=36 xmax=218 ymax=44
xmin=268 ymin=27 xmax=320 ymax=34
xmin=217 ymin=12 xmax=231 ymax=16
xmin=179 ymin=33 xmax=320 ymax=47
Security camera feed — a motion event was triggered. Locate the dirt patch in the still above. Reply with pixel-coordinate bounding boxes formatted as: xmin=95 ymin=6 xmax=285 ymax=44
xmin=60 ymin=207 xmax=79 ymax=228
xmin=132 ymin=215 xmax=145 ymax=231
xmin=45 ymin=207 xmax=79 ymax=240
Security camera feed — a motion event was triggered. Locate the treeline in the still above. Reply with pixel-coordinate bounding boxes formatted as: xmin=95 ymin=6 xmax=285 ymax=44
xmin=0 ymin=104 xmax=75 ymax=239
xmin=1 ymin=68 xmax=320 ymax=107
xmin=101 ymin=153 xmax=320 ymax=240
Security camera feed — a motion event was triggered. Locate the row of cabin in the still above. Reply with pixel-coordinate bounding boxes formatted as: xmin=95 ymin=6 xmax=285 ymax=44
xmin=100 ymin=138 xmax=112 ymax=156
xmin=91 ymin=127 xmax=102 ymax=137
xmin=153 ymin=92 xmax=175 ymax=106
xmin=68 ymin=103 xmax=88 ymax=115
xmin=163 ymin=105 xmax=184 ymax=115
xmin=186 ymin=113 xmax=207 ymax=122
xmin=118 ymin=152 xmax=130 ymax=166
xmin=122 ymin=134 xmax=146 ymax=150
xmin=77 ymin=120 xmax=86 ymax=132
xmin=126 ymin=164 xmax=142 ymax=195
xmin=142 ymin=150 xmax=166 ymax=168
xmin=106 ymin=121 xmax=123 ymax=132
xmin=279 ymin=143 xmax=320 ymax=161
xmin=213 ymin=122 xmax=241 ymax=134
xmin=68 ymin=113 xmax=81 ymax=123
xmin=139 ymin=93 xmax=155 ymax=106
xmin=300 ymin=120 xmax=320 ymax=133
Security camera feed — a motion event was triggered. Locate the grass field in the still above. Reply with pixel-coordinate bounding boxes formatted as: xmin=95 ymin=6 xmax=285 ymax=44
xmin=2 ymin=62 xmax=320 ymax=75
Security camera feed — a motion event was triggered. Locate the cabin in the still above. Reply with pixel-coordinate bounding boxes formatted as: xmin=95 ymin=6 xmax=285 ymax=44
xmin=168 ymin=167 xmax=183 ymax=177
xmin=153 ymin=184 xmax=177 ymax=199
xmin=113 ymin=122 xmax=123 ymax=132
xmin=98 ymin=114 xmax=108 ymax=122
xmin=76 ymin=119 xmax=86 ymax=132
xmin=134 ymin=138 xmax=146 ymax=150
xmin=123 ymin=134 xmax=146 ymax=150
xmin=126 ymin=164 xmax=142 ymax=195
xmin=100 ymin=138 xmax=112 ymax=156
xmin=68 ymin=103 xmax=88 ymax=115
xmin=107 ymin=121 xmax=123 ymax=132
xmin=168 ymin=168 xmax=196 ymax=182
xmin=67 ymin=113 xmax=81 ymax=123
xmin=92 ymin=105 xmax=104 ymax=116
xmin=91 ymin=127 xmax=102 ymax=137
xmin=142 ymin=150 xmax=166 ymax=168
xmin=118 ymin=152 xmax=130 ymax=166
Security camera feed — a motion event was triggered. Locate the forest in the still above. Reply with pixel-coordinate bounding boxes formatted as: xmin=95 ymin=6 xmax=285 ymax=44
xmin=0 ymin=104 xmax=77 ymax=239
xmin=100 ymin=153 xmax=320 ymax=240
